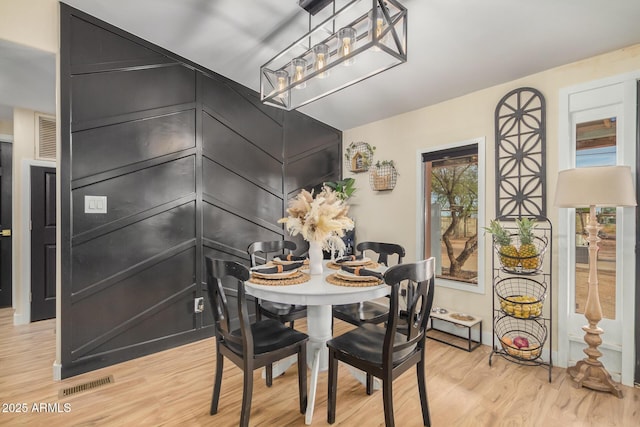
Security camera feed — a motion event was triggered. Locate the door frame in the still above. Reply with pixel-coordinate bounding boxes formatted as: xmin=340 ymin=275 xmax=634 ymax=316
xmin=558 ymin=71 xmax=639 ymax=386
xmin=13 ymin=159 xmax=56 ymax=325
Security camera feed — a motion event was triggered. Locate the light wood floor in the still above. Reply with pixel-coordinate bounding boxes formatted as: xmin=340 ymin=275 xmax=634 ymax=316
xmin=1 ymin=308 xmax=638 ymax=426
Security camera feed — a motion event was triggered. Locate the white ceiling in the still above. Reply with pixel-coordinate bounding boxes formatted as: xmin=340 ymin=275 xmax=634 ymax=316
xmin=4 ymin=0 xmax=640 ymax=130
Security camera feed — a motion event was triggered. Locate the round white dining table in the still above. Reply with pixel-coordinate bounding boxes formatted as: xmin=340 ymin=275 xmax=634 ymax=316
xmin=245 ymin=266 xmax=389 ymax=425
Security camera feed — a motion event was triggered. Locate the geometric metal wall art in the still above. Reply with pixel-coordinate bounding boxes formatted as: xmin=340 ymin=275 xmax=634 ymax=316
xmin=494 ymin=87 xmax=547 ymax=218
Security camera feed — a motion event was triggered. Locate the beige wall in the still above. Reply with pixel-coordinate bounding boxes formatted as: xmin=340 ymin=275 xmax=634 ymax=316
xmin=344 ymin=43 xmax=640 ymax=345
xmin=0 ymin=120 xmax=13 ymax=135
xmin=0 ymin=0 xmax=58 ymax=52
xmin=1 ymin=0 xmax=59 ymax=333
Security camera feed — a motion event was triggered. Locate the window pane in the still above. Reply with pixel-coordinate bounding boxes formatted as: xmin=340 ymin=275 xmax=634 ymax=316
xmin=425 ymin=151 xmax=479 ymax=284
xmin=574 ymin=118 xmax=617 ymax=319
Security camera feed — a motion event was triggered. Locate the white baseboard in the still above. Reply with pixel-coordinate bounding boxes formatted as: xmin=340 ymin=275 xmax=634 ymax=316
xmin=13 ymin=310 xmax=29 ymax=325
xmin=52 ymin=361 xmax=62 ymax=381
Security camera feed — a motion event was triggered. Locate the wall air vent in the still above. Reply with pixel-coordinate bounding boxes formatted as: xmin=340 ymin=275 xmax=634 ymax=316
xmin=36 ymin=113 xmax=56 ymax=160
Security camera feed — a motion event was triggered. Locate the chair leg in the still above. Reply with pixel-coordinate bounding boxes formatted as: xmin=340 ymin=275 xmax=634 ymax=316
xmin=382 ymin=378 xmax=395 ymax=427
xmin=417 ymin=359 xmax=431 ymax=426
xmin=297 ymin=344 xmax=308 ymax=414
xmin=266 ymin=364 xmax=273 ymax=387
xmin=210 ymin=350 xmax=224 ymax=415
xmin=254 ymin=299 xmax=262 ymax=321
xmin=327 ymin=350 xmax=338 ymax=424
xmin=289 ymin=320 xmax=295 ymax=329
xmin=366 ymin=373 xmax=374 ymax=395
xmin=239 ymin=365 xmax=254 ymax=427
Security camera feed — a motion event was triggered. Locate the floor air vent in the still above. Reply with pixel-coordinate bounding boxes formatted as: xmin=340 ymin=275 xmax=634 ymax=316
xmin=58 ymin=375 xmax=114 ymax=398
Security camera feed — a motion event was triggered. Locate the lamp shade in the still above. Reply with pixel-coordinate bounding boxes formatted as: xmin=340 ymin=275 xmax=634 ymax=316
xmin=554 ymin=165 xmax=637 ymax=208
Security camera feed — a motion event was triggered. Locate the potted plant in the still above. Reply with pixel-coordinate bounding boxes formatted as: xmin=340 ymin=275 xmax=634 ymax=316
xmin=322 ymin=178 xmax=356 ymax=256
xmin=369 ymin=160 xmax=397 ymax=191
xmin=344 ymin=142 xmax=375 ymax=172
xmin=323 ymin=177 xmax=356 ymax=200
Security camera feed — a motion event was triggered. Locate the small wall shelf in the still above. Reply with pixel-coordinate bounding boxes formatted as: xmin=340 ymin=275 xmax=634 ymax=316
xmin=345 ymin=142 xmax=375 ymax=173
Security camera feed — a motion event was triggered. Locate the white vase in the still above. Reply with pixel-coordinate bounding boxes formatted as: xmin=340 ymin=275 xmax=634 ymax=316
xmin=308 ymin=240 xmax=324 ymax=275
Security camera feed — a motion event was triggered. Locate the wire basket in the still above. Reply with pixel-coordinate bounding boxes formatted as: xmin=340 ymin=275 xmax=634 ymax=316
xmin=369 ymin=164 xmax=397 ymax=191
xmin=495 ymin=277 xmax=547 ymax=319
xmin=494 ymin=315 xmax=546 ymax=361
xmin=494 ymin=234 xmax=548 ymax=273
xmin=347 ymin=142 xmax=374 ymax=172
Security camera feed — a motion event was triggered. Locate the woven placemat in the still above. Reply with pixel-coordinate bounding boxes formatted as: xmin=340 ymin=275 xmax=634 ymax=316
xmin=326 ymin=273 xmax=382 ymax=287
xmin=248 ymin=272 xmax=310 ymax=286
xmin=326 ymin=261 xmax=380 ymax=270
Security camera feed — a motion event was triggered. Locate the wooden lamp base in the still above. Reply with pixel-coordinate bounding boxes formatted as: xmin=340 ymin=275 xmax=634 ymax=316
xmin=568 ymin=358 xmax=623 ymax=398
xmin=567 ymin=205 xmax=623 ymax=399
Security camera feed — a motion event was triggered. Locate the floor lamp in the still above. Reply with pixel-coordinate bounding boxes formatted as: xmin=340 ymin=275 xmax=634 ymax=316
xmin=554 ymin=165 xmax=636 ymax=398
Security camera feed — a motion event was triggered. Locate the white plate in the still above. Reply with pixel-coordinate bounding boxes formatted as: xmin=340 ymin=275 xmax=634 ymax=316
xmin=340 ymin=257 xmax=371 ymax=267
xmin=252 ymin=270 xmax=300 ymax=280
xmin=335 ymin=269 xmax=380 ymax=282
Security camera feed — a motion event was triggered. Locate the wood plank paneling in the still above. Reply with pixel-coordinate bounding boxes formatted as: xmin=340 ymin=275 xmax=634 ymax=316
xmin=72 ymin=110 xmax=195 ymax=180
xmin=72 ymin=156 xmax=195 ymax=236
xmin=202 ymin=112 xmax=282 ymax=195
xmin=284 ymin=110 xmax=341 ymax=159
xmin=71 ymin=248 xmax=196 ymax=353
xmin=203 ymin=203 xmax=281 ymax=251
xmin=60 ymin=4 xmax=341 ymax=379
xmin=202 ymin=158 xmax=282 ymax=227
xmin=69 ymin=15 xmax=174 ymax=70
xmin=285 ymin=145 xmax=341 ymax=194
xmin=201 ymin=74 xmax=282 ymax=160
xmin=71 ymin=202 xmax=195 ymax=294
xmin=71 ymin=65 xmax=196 ymax=125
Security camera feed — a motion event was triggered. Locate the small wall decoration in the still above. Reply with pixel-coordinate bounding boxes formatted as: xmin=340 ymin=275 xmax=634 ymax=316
xmin=369 ymin=160 xmax=397 ymax=191
xmin=494 ymin=87 xmax=546 ymax=218
xmin=345 ymin=141 xmax=375 ymax=173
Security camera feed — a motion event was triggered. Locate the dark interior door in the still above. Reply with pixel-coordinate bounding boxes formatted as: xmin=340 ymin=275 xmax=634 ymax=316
xmin=31 ymin=166 xmax=56 ymax=321
xmin=0 ymin=141 xmax=12 ymax=308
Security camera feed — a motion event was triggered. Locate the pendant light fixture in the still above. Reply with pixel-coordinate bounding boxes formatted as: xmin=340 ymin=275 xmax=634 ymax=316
xmin=260 ymin=0 xmax=407 ymax=110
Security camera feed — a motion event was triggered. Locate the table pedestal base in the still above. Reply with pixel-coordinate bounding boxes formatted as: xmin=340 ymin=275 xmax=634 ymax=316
xmin=305 ymin=305 xmax=332 ymax=424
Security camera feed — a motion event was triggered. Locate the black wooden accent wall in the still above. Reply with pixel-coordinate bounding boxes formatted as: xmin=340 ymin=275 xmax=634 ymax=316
xmin=60 ymin=4 xmax=341 ymax=378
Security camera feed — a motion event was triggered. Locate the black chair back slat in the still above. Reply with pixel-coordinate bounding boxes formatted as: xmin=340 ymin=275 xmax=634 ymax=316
xmin=357 ymin=241 xmax=405 ymax=266
xmin=248 ymin=240 xmax=297 ymax=266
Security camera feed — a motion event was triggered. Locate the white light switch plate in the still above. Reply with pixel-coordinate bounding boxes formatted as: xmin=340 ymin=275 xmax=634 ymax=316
xmin=85 ymin=195 xmax=107 ymax=214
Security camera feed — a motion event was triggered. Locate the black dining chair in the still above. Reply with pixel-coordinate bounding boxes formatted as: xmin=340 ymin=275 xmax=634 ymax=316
xmin=248 ymin=240 xmax=308 ymax=329
xmin=333 ymin=242 xmax=406 ymax=326
xmin=327 ymin=257 xmax=436 ymax=427
xmin=206 ymin=257 xmax=308 ymax=427
xmin=248 ymin=240 xmax=309 ymax=387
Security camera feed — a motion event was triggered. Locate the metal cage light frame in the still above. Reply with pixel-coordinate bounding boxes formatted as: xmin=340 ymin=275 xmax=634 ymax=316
xmin=260 ymin=0 xmax=407 ymax=110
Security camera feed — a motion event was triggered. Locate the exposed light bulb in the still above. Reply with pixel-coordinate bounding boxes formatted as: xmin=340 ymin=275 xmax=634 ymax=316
xmin=337 ymin=27 xmax=356 ymax=66
xmin=291 ymin=58 xmax=307 ymax=89
xmin=275 ymin=69 xmax=289 ymax=99
xmin=371 ymin=6 xmax=388 ymax=51
xmin=313 ymin=43 xmax=330 ymax=78
xmin=376 ymin=18 xmax=384 ymax=38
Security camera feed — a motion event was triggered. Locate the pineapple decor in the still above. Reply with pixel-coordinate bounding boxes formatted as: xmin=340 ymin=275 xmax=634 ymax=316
xmin=517 ymin=218 xmax=539 ymax=270
xmin=484 ymin=220 xmax=520 ymax=268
